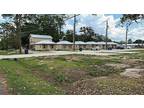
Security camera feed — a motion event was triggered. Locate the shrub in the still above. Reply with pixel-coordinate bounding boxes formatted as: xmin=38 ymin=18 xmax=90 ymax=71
xmin=88 ymin=65 xmax=122 ymax=77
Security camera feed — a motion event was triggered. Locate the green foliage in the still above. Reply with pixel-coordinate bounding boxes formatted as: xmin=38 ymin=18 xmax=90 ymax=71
xmin=120 ymin=14 xmax=144 ymax=24
xmin=88 ymin=65 xmax=122 ymax=77
xmin=0 ymin=60 xmax=63 ymax=94
xmin=55 ymin=74 xmax=69 ymax=83
xmin=0 ymin=51 xmax=144 ymax=94
xmin=1 ymin=14 xmax=67 ymax=48
xmin=128 ymin=39 xmax=133 ymax=44
xmin=133 ymin=39 xmax=144 ymax=43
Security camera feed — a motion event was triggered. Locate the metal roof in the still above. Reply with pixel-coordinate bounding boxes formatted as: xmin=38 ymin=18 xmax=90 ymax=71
xmin=57 ymin=41 xmax=73 ymax=45
xmin=95 ymin=42 xmax=117 ymax=45
xmin=85 ymin=41 xmax=97 ymax=44
xmin=95 ymin=42 xmax=106 ymax=45
xmin=34 ymin=40 xmax=55 ymax=45
xmin=75 ymin=41 xmax=86 ymax=45
xmin=122 ymin=43 xmax=142 ymax=46
xmin=30 ymin=34 xmax=53 ymax=39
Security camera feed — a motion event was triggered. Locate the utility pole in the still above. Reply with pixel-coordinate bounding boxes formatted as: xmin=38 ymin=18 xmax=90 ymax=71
xmin=105 ymin=20 xmax=108 ymax=50
xmin=125 ymin=25 xmax=128 ymax=49
xmin=73 ymin=14 xmax=76 ymax=51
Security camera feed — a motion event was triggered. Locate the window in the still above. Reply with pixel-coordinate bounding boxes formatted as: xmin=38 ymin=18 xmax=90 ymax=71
xmin=51 ymin=45 xmax=54 ymax=49
xmin=43 ymin=45 xmax=46 ymax=48
xmin=63 ymin=45 xmax=66 ymax=49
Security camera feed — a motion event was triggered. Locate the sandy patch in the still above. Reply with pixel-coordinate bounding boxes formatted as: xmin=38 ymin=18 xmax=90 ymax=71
xmin=120 ymin=68 xmax=144 ymax=78
xmin=105 ymin=63 xmax=130 ymax=69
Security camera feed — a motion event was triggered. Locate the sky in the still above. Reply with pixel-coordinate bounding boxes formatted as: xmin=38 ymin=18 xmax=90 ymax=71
xmin=0 ymin=14 xmax=144 ymax=42
xmin=62 ymin=14 xmax=144 ymax=42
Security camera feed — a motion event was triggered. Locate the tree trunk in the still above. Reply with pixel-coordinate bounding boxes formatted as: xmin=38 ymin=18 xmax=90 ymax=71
xmin=15 ymin=14 xmax=22 ymax=54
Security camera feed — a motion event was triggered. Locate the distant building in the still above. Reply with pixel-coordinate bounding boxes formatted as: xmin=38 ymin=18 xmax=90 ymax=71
xmin=29 ymin=34 xmax=53 ymax=44
xmin=56 ymin=41 xmax=73 ymax=50
xmin=34 ymin=40 xmax=55 ymax=51
xmin=29 ymin=34 xmax=53 ymax=50
xmin=29 ymin=34 xmax=118 ymax=51
xmin=75 ymin=41 xmax=86 ymax=50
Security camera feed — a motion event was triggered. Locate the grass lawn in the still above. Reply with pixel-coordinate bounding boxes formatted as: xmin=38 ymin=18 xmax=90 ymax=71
xmin=0 ymin=49 xmax=144 ymax=95
xmin=0 ymin=50 xmax=19 ymax=55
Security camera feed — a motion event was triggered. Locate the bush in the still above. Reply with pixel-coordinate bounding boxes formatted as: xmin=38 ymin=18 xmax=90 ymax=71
xmin=55 ymin=74 xmax=70 ymax=83
xmin=88 ymin=65 xmax=122 ymax=77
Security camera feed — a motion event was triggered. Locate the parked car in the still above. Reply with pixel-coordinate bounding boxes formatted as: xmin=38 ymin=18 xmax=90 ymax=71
xmin=108 ymin=47 xmax=112 ymax=50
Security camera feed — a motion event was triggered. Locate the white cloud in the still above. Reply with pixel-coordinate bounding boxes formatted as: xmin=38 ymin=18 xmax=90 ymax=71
xmin=63 ymin=24 xmax=73 ymax=30
xmin=63 ymin=14 xmax=144 ymax=41
xmin=0 ymin=15 xmax=5 ymax=23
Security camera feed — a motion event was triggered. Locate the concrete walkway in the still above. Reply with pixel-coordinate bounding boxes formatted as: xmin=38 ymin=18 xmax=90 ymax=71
xmin=0 ymin=49 xmax=138 ymax=60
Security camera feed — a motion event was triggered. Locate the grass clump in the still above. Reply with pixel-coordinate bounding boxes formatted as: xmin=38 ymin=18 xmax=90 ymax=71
xmin=0 ymin=60 xmax=63 ymax=95
xmin=88 ymin=65 xmax=122 ymax=77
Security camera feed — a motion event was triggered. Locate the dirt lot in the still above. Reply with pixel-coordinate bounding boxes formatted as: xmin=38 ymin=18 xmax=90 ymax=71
xmin=0 ymin=49 xmax=144 ymax=95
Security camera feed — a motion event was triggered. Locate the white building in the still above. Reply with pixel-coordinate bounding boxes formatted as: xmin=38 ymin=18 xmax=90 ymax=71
xmin=56 ymin=41 xmax=73 ymax=50
xmin=29 ymin=34 xmax=53 ymax=50
xmin=29 ymin=34 xmax=118 ymax=51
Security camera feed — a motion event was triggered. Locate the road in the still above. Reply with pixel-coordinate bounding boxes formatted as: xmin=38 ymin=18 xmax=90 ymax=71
xmin=0 ymin=49 xmax=138 ymax=60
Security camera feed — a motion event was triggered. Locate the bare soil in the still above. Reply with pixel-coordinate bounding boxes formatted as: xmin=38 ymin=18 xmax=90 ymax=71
xmin=120 ymin=68 xmax=144 ymax=78
xmin=0 ymin=73 xmax=9 ymax=95
xmin=105 ymin=63 xmax=130 ymax=69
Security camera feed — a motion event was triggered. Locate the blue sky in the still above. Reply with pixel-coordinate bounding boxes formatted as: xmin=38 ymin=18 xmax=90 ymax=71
xmin=0 ymin=14 xmax=144 ymax=42
xmin=63 ymin=14 xmax=144 ymax=42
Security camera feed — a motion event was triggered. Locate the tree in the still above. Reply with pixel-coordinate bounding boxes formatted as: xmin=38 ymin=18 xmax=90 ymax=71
xmin=120 ymin=14 xmax=144 ymax=48
xmin=120 ymin=14 xmax=144 ymax=23
xmin=0 ymin=22 xmax=16 ymax=50
xmin=80 ymin=26 xmax=95 ymax=42
xmin=2 ymin=14 xmax=24 ymax=53
xmin=1 ymin=14 xmax=66 ymax=50
xmin=65 ymin=30 xmax=73 ymax=42
xmin=128 ymin=39 xmax=133 ymax=44
xmin=35 ymin=14 xmax=66 ymax=42
xmin=120 ymin=15 xmax=133 ymax=48
xmin=133 ymin=39 xmax=144 ymax=44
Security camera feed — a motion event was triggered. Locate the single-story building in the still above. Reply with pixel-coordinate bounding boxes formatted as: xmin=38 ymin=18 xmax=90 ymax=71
xmin=29 ymin=34 xmax=53 ymax=50
xmin=107 ymin=42 xmax=118 ymax=49
xmin=56 ymin=41 xmax=73 ymax=50
xmin=122 ymin=43 xmax=144 ymax=48
xmin=85 ymin=41 xmax=97 ymax=50
xmin=95 ymin=42 xmax=106 ymax=49
xmin=75 ymin=41 xmax=86 ymax=50
xmin=33 ymin=40 xmax=55 ymax=51
xmin=29 ymin=34 xmax=119 ymax=51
